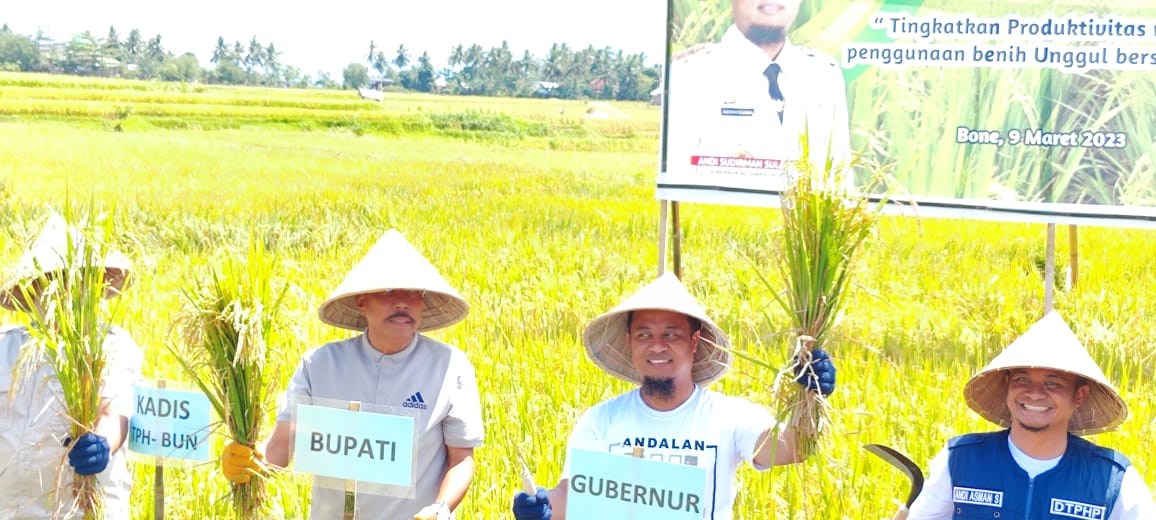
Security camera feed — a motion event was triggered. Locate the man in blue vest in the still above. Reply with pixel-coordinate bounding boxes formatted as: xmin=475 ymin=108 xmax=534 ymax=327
xmin=907 ymin=311 xmax=1154 ymax=519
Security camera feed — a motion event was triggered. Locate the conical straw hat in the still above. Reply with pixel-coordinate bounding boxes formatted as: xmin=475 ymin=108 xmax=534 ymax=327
xmin=963 ymin=311 xmax=1127 ymax=435
xmin=318 ymin=229 xmax=469 ymax=332
xmin=0 ymin=211 xmax=132 ymax=312
xmin=583 ymin=272 xmax=731 ymax=385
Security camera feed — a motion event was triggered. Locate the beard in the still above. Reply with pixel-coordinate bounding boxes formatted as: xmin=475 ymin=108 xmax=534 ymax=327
xmin=1017 ymin=420 xmax=1050 ymax=433
xmin=641 ymin=377 xmax=676 ymax=400
xmin=743 ymin=25 xmax=789 ymax=46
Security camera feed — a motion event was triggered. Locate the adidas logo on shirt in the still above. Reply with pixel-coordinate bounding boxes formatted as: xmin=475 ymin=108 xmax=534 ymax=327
xmin=402 ymin=392 xmax=428 ymax=410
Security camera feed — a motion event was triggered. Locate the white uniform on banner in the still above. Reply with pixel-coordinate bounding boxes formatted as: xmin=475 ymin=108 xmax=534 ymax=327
xmin=562 ymin=385 xmax=776 ymax=520
xmin=277 ymin=332 xmax=485 ymax=519
xmin=665 ymin=25 xmax=851 ymax=190
xmin=0 ymin=325 xmax=141 ymax=520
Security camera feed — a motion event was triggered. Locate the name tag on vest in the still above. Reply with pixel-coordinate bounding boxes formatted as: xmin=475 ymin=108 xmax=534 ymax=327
xmin=1050 ymin=498 xmax=1106 ymax=520
xmin=952 ymin=486 xmax=1003 ymax=507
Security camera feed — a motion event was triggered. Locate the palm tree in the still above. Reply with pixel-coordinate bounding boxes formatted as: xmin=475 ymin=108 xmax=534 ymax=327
xmin=124 ymin=29 xmax=142 ymax=62
xmin=211 ymin=36 xmax=228 ymax=64
xmin=145 ymin=35 xmax=165 ymax=61
xmin=394 ymin=44 xmax=410 ymax=69
xmin=372 ymin=51 xmax=389 ymax=77
xmin=264 ymin=43 xmax=280 ymax=84
xmin=448 ymin=44 xmax=464 ymax=71
xmin=367 ymin=40 xmax=377 ymax=66
xmin=245 ymin=36 xmax=264 ymax=74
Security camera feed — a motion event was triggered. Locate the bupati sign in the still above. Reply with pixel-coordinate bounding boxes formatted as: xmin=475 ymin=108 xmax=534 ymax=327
xmin=292 ymin=403 xmax=416 ymax=487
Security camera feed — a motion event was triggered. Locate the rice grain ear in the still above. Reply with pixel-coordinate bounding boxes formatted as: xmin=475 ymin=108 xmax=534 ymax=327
xmin=11 ymin=207 xmax=125 ymax=520
xmin=170 ymin=240 xmax=297 ymax=519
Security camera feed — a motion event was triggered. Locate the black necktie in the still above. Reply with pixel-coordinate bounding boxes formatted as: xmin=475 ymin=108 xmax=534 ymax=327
xmin=764 ymin=63 xmax=784 ymax=123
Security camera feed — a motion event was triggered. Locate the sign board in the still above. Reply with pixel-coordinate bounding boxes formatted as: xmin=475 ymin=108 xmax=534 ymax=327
xmin=660 ymin=0 xmax=1156 ymax=228
xmin=292 ymin=403 xmax=416 ymax=487
xmin=566 ymin=448 xmax=707 ymax=520
xmin=128 ymin=383 xmax=212 ymax=461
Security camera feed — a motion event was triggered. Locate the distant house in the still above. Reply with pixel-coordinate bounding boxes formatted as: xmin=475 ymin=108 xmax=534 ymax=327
xmin=368 ymin=78 xmax=394 ymax=90
xmin=589 ymin=76 xmax=611 ymax=95
xmin=649 ymin=87 xmax=663 ymax=106
xmin=533 ymin=81 xmax=559 ymax=97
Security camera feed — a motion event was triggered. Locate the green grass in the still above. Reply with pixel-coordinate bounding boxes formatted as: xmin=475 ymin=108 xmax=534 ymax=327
xmin=0 ymin=73 xmax=1154 ymax=518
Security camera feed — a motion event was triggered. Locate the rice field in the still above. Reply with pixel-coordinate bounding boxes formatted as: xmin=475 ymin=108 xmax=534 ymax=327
xmin=1 ymin=71 xmax=1154 ymax=518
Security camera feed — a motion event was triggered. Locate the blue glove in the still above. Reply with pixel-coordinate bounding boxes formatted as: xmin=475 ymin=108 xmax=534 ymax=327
xmin=512 ymin=487 xmax=552 ymax=520
xmin=794 ymin=349 xmax=836 ymax=397
xmin=66 ymin=433 xmax=111 ymax=475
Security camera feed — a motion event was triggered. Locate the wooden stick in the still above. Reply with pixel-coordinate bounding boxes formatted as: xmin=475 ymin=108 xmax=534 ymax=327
xmin=154 ymin=379 xmax=165 ymax=520
xmin=657 ymin=200 xmax=669 ymax=277
xmin=632 ymin=447 xmax=644 ymax=458
xmin=1044 ymin=224 xmax=1056 ymax=314
xmin=1067 ymin=225 xmax=1079 ymax=290
xmin=344 ymin=401 xmax=361 ymax=520
xmin=672 ymin=201 xmax=682 ymax=279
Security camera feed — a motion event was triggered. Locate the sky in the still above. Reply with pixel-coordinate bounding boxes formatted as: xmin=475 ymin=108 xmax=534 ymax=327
xmin=2 ymin=0 xmax=669 ymax=78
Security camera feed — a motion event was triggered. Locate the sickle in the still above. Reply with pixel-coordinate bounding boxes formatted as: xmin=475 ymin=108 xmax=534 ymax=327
xmin=863 ymin=443 xmax=925 ymax=519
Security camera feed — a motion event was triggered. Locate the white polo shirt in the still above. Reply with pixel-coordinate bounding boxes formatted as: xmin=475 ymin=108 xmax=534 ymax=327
xmin=1 ymin=324 xmax=141 ymax=519
xmin=277 ymin=332 xmax=484 ymax=519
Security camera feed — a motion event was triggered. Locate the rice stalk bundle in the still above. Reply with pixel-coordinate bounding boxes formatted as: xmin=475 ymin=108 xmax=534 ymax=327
xmin=13 ymin=212 xmax=124 ymax=520
xmin=767 ymin=147 xmax=882 ymax=460
xmin=171 ymin=242 xmax=294 ymax=519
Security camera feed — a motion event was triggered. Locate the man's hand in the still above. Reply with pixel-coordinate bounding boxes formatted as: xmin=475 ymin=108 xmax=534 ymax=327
xmin=413 ymin=501 xmax=451 ymax=520
xmin=794 ymin=349 xmax=836 ymax=396
xmin=66 ymin=433 xmax=110 ymax=475
xmin=221 ymin=440 xmax=266 ymax=484
xmin=512 ymin=487 xmax=552 ymax=520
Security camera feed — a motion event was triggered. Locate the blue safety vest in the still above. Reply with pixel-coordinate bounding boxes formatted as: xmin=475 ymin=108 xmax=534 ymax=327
xmin=947 ymin=430 xmax=1128 ymax=519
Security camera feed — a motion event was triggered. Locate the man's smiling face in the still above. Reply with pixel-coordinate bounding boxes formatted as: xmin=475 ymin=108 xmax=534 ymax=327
xmin=1005 ymin=367 xmax=1088 ymax=434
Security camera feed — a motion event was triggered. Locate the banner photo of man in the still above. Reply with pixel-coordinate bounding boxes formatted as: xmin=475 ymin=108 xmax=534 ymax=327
xmin=659 ymin=0 xmax=1156 ymax=228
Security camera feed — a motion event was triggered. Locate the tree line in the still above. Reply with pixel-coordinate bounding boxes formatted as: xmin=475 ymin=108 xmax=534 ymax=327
xmin=0 ymin=24 xmax=663 ymax=101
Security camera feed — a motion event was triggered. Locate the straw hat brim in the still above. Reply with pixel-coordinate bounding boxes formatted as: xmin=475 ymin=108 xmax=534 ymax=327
xmin=582 ymin=273 xmax=732 ymax=385
xmin=584 ymin=309 xmax=731 ymax=385
xmin=318 ymin=289 xmax=470 ymax=332
xmin=964 ymin=366 xmax=1127 ymax=435
xmin=316 ymin=229 xmax=469 ymax=332
xmin=0 ymin=252 xmax=133 ymax=312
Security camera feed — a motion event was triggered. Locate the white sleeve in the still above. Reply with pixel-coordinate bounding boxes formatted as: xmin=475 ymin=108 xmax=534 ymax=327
xmin=733 ymin=398 xmax=775 ymax=471
xmin=560 ymin=406 xmax=604 ymax=479
xmin=906 ymin=445 xmax=954 ymax=520
xmin=441 ymin=354 xmax=484 ymax=448
xmin=102 ymin=327 xmax=143 ymax=418
xmin=1108 ymin=465 xmax=1156 ymax=520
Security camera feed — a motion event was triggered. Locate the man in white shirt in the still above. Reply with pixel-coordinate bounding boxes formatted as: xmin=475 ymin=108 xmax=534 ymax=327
xmin=1 ymin=212 xmax=141 ymax=519
xmin=907 ymin=311 xmax=1155 ymax=519
xmin=665 ymin=0 xmax=852 ymax=191
xmin=510 ymin=272 xmax=835 ymax=520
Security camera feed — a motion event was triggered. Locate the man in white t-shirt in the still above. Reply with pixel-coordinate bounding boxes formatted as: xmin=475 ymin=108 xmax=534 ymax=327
xmin=1 ymin=212 xmax=141 ymax=519
xmin=511 ymin=272 xmax=835 ymax=520
xmin=221 ymin=229 xmax=484 ymax=520
xmin=907 ymin=312 xmax=1155 ymax=519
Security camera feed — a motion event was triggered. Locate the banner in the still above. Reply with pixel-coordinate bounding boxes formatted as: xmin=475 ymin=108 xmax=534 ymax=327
xmin=127 ymin=383 xmax=212 ymax=462
xmin=566 ymin=448 xmax=707 ymax=519
xmin=659 ymin=0 xmax=1156 ymax=228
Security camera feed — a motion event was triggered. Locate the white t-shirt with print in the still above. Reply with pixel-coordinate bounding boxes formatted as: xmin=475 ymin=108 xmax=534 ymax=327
xmin=562 ymin=385 xmax=775 ymax=520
